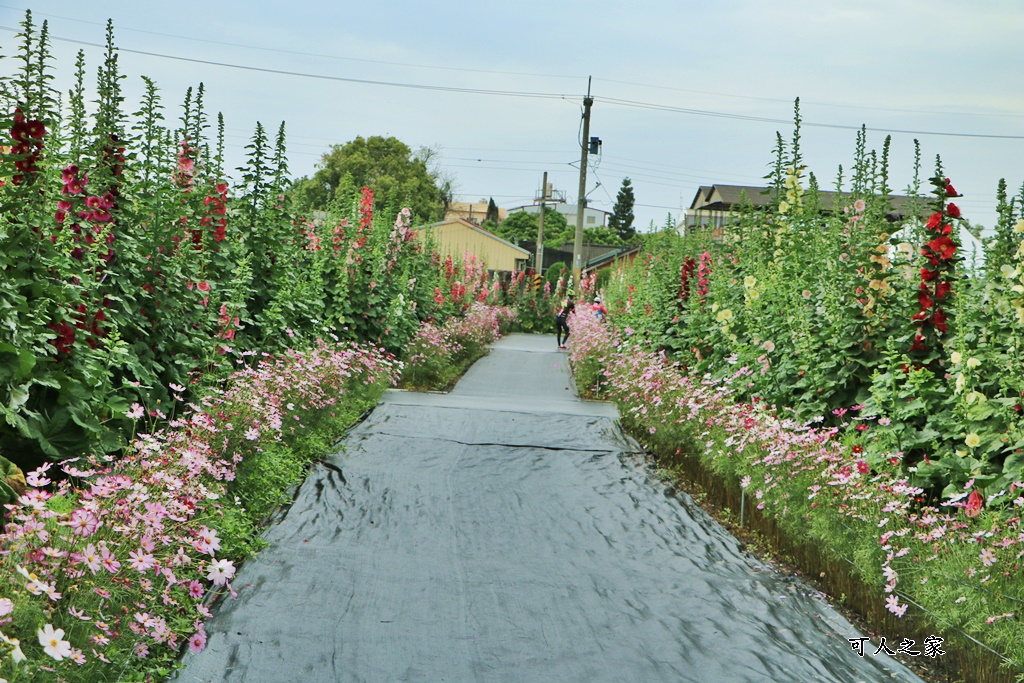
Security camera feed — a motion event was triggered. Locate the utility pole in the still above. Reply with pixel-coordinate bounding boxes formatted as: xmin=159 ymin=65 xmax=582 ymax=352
xmin=535 ymin=171 xmax=547 ymax=277
xmin=572 ymin=78 xmax=594 ymax=289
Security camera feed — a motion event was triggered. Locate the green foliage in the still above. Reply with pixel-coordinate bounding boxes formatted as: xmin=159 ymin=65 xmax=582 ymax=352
xmin=0 ymin=15 xmax=459 ymax=477
xmin=602 ymin=99 xmax=1024 ymax=502
xmin=484 ymin=197 xmax=500 ymax=224
xmin=289 ymin=136 xmax=447 ymax=225
xmin=496 ymin=207 xmax=570 ymax=247
xmin=608 ymin=177 xmax=636 ymax=241
xmin=582 ymin=225 xmax=623 ymax=245
xmin=545 ymin=261 xmax=568 ymax=287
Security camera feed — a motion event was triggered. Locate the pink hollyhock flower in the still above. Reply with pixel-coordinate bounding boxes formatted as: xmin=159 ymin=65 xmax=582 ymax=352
xmin=964 ymin=490 xmax=984 ymax=517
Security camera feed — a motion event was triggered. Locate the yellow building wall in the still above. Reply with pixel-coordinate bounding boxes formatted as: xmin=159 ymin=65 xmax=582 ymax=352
xmin=419 ymin=221 xmax=528 ymax=272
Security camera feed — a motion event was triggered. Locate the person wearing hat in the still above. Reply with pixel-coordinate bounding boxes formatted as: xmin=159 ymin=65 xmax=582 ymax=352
xmin=591 ymin=296 xmax=607 ymax=322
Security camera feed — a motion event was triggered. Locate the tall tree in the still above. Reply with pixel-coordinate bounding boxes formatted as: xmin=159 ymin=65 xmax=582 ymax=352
xmin=290 ymin=136 xmax=449 ymax=225
xmin=485 ymin=197 xmax=500 ymax=224
xmin=609 ymin=177 xmax=636 ymax=241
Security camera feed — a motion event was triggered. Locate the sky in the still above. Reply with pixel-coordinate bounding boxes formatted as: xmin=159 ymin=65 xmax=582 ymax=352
xmin=2 ymin=1 xmax=1023 ymax=233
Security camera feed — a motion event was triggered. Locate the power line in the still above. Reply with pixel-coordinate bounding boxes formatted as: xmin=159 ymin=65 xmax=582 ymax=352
xmin=0 ymin=5 xmax=584 ymax=81
xmin=594 ymin=77 xmax=1024 ymax=120
xmin=0 ymin=26 xmax=580 ymax=103
xmin=599 ymin=96 xmax=1024 ymax=141
xmin=4 ymin=25 xmax=1020 ymax=143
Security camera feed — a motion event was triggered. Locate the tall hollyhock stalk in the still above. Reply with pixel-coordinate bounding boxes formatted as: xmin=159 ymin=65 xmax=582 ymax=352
xmin=697 ymin=251 xmax=713 ymax=300
xmin=909 ymin=176 xmax=961 ymax=364
xmin=678 ymin=256 xmax=697 ymax=306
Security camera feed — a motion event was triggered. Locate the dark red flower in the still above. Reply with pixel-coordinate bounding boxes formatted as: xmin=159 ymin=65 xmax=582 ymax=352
xmin=946 ymin=203 xmax=961 ymax=219
xmin=945 ymin=179 xmax=959 ymax=196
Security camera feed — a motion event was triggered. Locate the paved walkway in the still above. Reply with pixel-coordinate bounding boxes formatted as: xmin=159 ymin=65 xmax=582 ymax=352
xmin=174 ymin=334 xmax=925 ymax=683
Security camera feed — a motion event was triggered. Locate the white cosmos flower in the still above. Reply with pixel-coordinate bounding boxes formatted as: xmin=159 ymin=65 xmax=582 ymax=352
xmin=38 ymin=624 xmax=72 ymax=661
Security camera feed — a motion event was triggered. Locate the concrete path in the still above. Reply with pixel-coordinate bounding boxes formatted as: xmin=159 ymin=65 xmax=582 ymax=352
xmin=174 ymin=333 xmax=925 ymax=683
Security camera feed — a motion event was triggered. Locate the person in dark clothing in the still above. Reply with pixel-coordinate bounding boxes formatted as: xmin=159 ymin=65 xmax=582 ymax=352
xmin=556 ymin=296 xmax=575 ymax=349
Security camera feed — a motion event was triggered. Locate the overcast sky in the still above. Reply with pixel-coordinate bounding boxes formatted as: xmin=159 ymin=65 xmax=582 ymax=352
xmin=3 ymin=1 xmax=1023 ymax=232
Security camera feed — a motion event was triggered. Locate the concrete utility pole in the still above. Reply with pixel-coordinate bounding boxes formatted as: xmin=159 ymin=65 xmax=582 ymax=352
xmin=572 ymin=79 xmax=594 ymax=289
xmin=535 ymin=171 xmax=547 ymax=276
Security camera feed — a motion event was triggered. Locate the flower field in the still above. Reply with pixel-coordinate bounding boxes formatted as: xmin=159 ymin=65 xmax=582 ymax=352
xmin=0 ymin=13 xmax=549 ymax=681
xmin=575 ymin=112 xmax=1024 ymax=681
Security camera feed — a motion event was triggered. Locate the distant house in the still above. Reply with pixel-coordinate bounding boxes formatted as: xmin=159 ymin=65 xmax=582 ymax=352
xmin=445 ymin=201 xmax=507 ymax=225
xmin=584 ymin=244 xmax=640 ymax=273
xmin=509 ymin=202 xmax=611 ymax=230
xmin=683 ymin=184 xmax=928 ymax=235
xmin=415 ymin=217 xmax=529 ymax=273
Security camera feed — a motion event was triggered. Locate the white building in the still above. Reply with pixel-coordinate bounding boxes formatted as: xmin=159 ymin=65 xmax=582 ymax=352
xmin=509 ymin=202 xmax=610 ymax=229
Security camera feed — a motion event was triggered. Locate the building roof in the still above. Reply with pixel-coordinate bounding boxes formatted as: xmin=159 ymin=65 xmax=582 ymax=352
xmin=584 ymin=245 xmax=641 ymax=270
xmin=419 ymin=217 xmax=530 ymax=255
xmin=688 ymin=184 xmax=929 ymax=219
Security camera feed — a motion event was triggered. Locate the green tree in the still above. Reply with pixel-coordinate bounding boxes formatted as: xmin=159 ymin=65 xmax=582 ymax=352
xmin=609 ymin=177 xmax=636 ymax=241
xmin=497 ymin=207 xmax=570 ymax=247
xmin=290 ymin=136 xmax=449 ymax=225
xmin=485 ymin=197 xmax=500 ymax=224
xmin=583 ymin=226 xmax=624 ymax=245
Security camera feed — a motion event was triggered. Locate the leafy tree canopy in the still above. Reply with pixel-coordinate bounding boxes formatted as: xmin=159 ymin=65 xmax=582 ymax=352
xmin=496 ymin=207 xmax=571 ymax=248
xmin=583 ymin=226 xmax=624 ymax=245
xmin=289 ymin=135 xmax=452 ymax=225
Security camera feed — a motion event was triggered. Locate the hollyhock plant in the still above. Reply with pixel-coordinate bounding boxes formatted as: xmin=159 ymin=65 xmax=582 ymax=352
xmin=567 ymin=299 xmax=1024 ymax=676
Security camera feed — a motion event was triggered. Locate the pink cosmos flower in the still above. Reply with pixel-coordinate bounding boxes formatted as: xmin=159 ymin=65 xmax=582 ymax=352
xmin=189 ymin=629 xmax=207 ymax=653
xmin=128 ymin=549 xmax=157 ymax=572
xmin=81 ymin=544 xmax=102 ymax=574
xmin=69 ymin=509 xmax=100 ymax=537
xmin=100 ymin=547 xmax=121 ymax=574
xmin=206 ymin=558 xmax=236 ymax=586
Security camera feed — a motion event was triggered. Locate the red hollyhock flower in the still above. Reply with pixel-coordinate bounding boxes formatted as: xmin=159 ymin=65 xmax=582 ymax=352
xmin=927 ymin=236 xmax=957 ymax=260
xmin=946 ymin=203 xmax=961 ymax=218
xmin=925 ymin=212 xmax=943 ymax=230
xmin=945 ymin=179 xmax=958 ymax=196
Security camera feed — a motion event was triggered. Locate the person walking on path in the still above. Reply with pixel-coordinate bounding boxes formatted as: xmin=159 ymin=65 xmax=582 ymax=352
xmin=556 ymin=295 xmax=575 ymax=349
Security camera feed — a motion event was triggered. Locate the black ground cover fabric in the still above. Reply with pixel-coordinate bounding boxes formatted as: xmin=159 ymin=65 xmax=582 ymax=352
xmin=173 ymin=334 xmax=924 ymax=683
